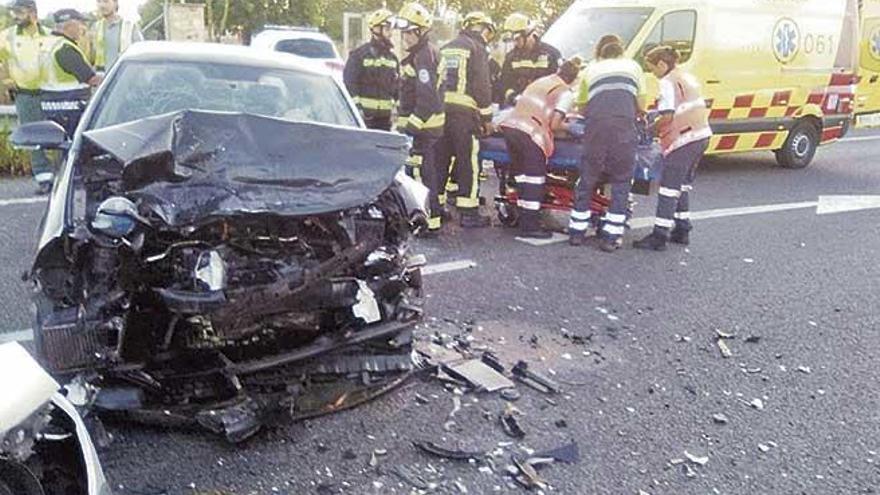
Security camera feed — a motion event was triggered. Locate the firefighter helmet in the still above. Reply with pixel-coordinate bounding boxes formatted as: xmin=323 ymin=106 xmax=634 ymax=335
xmin=397 ymin=3 xmax=433 ymax=31
xmin=502 ymin=13 xmax=535 ymax=35
xmin=462 ymin=11 xmax=496 ymax=33
xmin=367 ymin=8 xmax=394 ymax=29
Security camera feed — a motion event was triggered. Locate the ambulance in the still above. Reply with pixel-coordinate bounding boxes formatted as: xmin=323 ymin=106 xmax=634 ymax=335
xmin=544 ymin=0 xmax=861 ymax=169
xmin=857 ymin=0 xmax=880 ymax=126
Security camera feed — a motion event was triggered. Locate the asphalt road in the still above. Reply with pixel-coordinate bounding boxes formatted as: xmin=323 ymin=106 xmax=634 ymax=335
xmin=2 ymin=132 xmax=880 ymax=494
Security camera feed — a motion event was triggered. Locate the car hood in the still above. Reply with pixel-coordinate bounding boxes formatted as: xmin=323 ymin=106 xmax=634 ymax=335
xmin=82 ymin=110 xmax=410 ymax=226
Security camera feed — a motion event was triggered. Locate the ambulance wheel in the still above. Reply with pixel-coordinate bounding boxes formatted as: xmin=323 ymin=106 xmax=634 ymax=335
xmin=775 ymin=121 xmax=819 ymax=169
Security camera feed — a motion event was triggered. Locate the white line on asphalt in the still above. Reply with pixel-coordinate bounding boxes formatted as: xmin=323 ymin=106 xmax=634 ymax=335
xmin=0 ymin=196 xmax=45 ymax=207
xmin=517 ymin=200 xmax=819 ymax=246
xmin=422 ymin=259 xmax=478 ymax=275
xmin=840 ymin=135 xmax=880 ymax=143
xmin=0 ymin=329 xmax=33 ymax=343
xmin=516 ymin=233 xmax=568 ymax=246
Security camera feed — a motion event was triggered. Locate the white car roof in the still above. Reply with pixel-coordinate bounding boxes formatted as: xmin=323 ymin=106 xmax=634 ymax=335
xmin=120 ymin=41 xmax=334 ymax=76
xmin=251 ymin=29 xmax=338 ymax=55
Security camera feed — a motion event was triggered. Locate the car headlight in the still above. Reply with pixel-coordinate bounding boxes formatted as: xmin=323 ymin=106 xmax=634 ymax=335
xmin=91 ymin=197 xmax=146 ymax=238
xmin=195 ymin=250 xmax=226 ymax=292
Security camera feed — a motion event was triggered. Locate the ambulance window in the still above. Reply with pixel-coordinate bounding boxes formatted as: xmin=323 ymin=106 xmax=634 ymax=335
xmin=641 ymin=10 xmax=697 ymax=64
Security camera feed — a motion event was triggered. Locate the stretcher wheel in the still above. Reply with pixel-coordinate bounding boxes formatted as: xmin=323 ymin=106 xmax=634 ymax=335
xmin=495 ymin=199 xmax=519 ymax=227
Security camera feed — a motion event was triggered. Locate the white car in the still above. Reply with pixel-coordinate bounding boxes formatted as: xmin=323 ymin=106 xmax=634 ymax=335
xmin=250 ymin=26 xmax=345 ymax=77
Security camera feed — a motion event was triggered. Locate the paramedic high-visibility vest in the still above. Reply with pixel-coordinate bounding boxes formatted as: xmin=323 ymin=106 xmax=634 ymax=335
xmin=658 ymin=68 xmax=712 ymax=155
xmin=2 ymin=25 xmax=47 ymax=91
xmin=93 ymin=17 xmax=135 ymax=69
xmin=499 ymin=74 xmax=571 ymax=158
xmin=41 ymin=36 xmax=90 ymax=93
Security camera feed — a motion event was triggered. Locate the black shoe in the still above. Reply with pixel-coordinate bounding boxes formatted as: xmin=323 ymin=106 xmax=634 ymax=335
xmin=460 ymin=211 xmax=491 ymax=228
xmin=670 ymin=228 xmax=690 ymax=245
xmin=598 ymin=237 xmax=620 ymax=253
xmin=633 ymin=232 xmax=668 ymax=251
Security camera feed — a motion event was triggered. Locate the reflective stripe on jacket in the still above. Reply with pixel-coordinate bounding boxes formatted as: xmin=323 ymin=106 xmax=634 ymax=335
xmin=93 ymin=17 xmax=134 ymax=69
xmin=398 ymin=37 xmax=445 ymax=138
xmin=438 ymin=31 xmax=492 ymax=123
xmin=343 ymin=39 xmax=399 ymax=117
xmin=500 ymin=41 xmax=561 ymax=103
xmin=41 ymin=36 xmax=90 ymax=92
xmin=2 ymin=25 xmax=47 ymax=90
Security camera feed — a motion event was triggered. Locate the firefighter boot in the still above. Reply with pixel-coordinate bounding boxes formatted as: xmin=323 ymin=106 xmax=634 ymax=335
xmin=598 ymin=235 xmax=621 ymax=253
xmin=460 ymin=208 xmax=491 ymax=228
xmin=633 ymin=229 xmax=669 ymax=251
xmin=670 ymin=223 xmax=690 ymax=245
xmin=519 ymin=211 xmax=552 ymax=239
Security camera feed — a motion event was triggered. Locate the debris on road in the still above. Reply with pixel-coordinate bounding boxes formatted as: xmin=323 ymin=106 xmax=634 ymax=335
xmin=511 ymin=361 xmax=561 ymax=394
xmin=715 ymin=329 xmax=736 ymax=339
xmin=444 ymin=359 xmax=515 ymax=392
xmin=500 ymin=404 xmax=526 ymax=439
xmin=684 ymin=451 xmax=709 ymax=466
xmin=712 ymin=413 xmax=729 ymax=424
xmin=413 ymin=440 xmax=485 ymax=461
xmin=501 ymin=389 xmax=522 ymax=402
xmin=533 ymin=442 xmax=580 ymax=464
xmin=511 ymin=456 xmax=548 ymax=490
xmin=796 ymin=366 xmax=812 ymax=374
xmin=745 ymin=335 xmax=762 ymax=344
xmin=717 ymin=339 xmax=733 ymax=358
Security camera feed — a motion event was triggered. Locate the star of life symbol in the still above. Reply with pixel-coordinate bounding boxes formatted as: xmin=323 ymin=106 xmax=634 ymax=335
xmin=871 ymin=27 xmax=880 ymax=61
xmin=773 ymin=18 xmax=800 ymax=64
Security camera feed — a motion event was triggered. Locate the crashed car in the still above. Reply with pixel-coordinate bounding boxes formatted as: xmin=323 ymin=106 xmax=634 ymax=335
xmin=0 ymin=343 xmax=110 ymax=495
xmin=14 ymin=43 xmax=427 ymax=442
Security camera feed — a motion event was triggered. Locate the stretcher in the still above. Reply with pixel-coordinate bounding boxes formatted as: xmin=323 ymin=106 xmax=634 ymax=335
xmin=479 ymin=124 xmax=660 ymax=229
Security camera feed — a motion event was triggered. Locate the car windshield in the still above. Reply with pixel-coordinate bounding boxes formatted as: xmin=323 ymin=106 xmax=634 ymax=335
xmin=275 ymin=38 xmax=336 ymax=59
xmin=543 ymin=7 xmax=654 ymax=60
xmin=90 ymin=60 xmax=356 ymax=130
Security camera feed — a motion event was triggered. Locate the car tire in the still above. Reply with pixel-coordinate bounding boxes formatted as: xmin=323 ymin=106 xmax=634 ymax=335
xmin=775 ymin=120 xmax=820 ymax=169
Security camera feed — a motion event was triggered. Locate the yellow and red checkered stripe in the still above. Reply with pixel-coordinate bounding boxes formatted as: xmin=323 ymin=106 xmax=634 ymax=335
xmin=703 ymin=73 xmax=857 ymax=154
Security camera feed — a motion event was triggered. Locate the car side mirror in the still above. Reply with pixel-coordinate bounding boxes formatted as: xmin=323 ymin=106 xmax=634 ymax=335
xmin=11 ymin=121 xmax=69 ymax=150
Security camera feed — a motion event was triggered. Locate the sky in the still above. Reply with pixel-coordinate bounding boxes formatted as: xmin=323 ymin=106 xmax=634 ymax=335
xmin=36 ymin=0 xmax=147 ymax=20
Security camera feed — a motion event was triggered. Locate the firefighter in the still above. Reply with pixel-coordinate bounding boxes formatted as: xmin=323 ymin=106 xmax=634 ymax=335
xmin=435 ymin=11 xmax=495 ymax=228
xmin=41 ymin=9 xmax=102 ymax=138
xmin=633 ymin=45 xmax=712 ymax=251
xmin=90 ymin=0 xmax=143 ymax=72
xmin=499 ymin=13 xmax=561 ymax=107
xmin=343 ymin=9 xmax=398 ymax=131
xmin=568 ymin=34 xmax=646 ymax=252
xmin=395 ymin=2 xmax=446 ymax=235
xmin=0 ymin=0 xmax=53 ymax=193
xmin=498 ymin=57 xmax=581 ymax=238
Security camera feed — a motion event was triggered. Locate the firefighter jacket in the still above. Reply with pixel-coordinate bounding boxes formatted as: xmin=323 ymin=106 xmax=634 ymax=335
xmin=656 ymin=68 xmax=712 ymax=155
xmin=500 ymin=41 xmax=561 ymax=105
xmin=398 ymin=36 xmax=445 ymax=138
xmin=438 ymin=31 xmax=493 ymax=124
xmin=343 ymin=38 xmax=399 ymax=119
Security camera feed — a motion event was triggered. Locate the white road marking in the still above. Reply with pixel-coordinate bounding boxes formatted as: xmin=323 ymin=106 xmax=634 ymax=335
xmin=839 ymin=135 xmax=880 ymax=143
xmin=515 ymin=233 xmax=568 ymax=246
xmin=0 ymin=329 xmax=33 ymax=343
xmin=422 ymin=259 xmax=478 ymax=275
xmin=816 ymin=195 xmax=880 ymax=215
xmin=517 ymin=200 xmax=819 ymax=246
xmin=0 ymin=196 xmax=45 ymax=207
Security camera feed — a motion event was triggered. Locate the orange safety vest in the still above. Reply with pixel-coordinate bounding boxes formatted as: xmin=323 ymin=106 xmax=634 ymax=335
xmin=499 ymin=74 xmax=571 ymax=158
xmin=658 ymin=69 xmax=712 ymax=155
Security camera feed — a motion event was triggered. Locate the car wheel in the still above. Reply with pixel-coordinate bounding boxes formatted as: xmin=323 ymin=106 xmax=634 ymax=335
xmin=775 ymin=121 xmax=820 ymax=169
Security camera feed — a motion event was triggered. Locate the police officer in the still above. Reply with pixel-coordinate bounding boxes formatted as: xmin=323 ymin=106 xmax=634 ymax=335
xmin=499 ymin=13 xmax=561 ymax=107
xmin=568 ymin=34 xmax=646 ymax=252
xmin=91 ymin=0 xmax=143 ymax=72
xmin=436 ymin=12 xmax=495 ymax=228
xmin=395 ymin=3 xmax=446 ymax=235
xmin=343 ymin=9 xmax=398 ymax=131
xmin=0 ymin=0 xmax=52 ymax=193
xmin=41 ymin=10 xmax=102 ymax=138
xmin=633 ymin=45 xmax=712 ymax=251
xmin=499 ymin=58 xmax=581 ymax=238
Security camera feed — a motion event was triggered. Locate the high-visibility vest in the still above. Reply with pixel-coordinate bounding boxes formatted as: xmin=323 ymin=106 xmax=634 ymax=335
xmin=93 ymin=17 xmax=135 ymax=69
xmin=658 ymin=69 xmax=712 ymax=155
xmin=500 ymin=74 xmax=571 ymax=158
xmin=41 ymin=36 xmax=90 ymax=92
xmin=2 ymin=25 xmax=47 ymax=91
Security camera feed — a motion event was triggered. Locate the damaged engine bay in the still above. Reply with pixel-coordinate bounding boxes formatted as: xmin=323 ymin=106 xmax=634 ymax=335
xmin=30 ymin=111 xmax=427 ymax=442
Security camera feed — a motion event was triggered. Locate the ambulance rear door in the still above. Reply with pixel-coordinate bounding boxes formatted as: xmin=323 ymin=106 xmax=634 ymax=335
xmin=856 ymin=0 xmax=880 ymax=127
